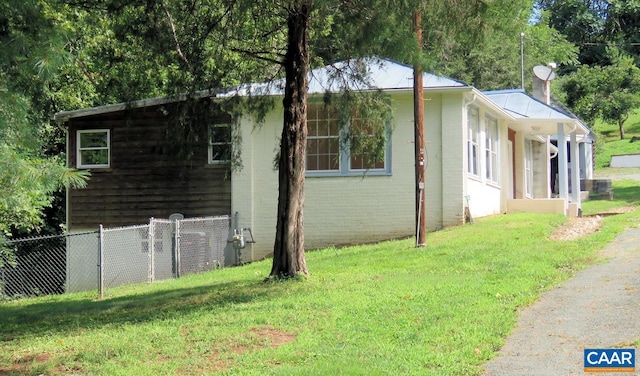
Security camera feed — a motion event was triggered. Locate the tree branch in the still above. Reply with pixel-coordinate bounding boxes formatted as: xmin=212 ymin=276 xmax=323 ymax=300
xmin=161 ymin=1 xmax=191 ymax=69
xmin=74 ymin=56 xmax=100 ymax=88
xmin=229 ymin=47 xmax=284 ymax=66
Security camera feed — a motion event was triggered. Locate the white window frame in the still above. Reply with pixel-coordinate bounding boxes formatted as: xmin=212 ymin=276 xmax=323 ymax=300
xmin=467 ymin=107 xmax=480 ymax=176
xmin=485 ymin=116 xmax=499 ymax=184
xmin=348 ymin=117 xmax=387 ymax=173
xmin=306 ymin=102 xmax=391 ymax=177
xmin=77 ymin=129 xmax=110 ymax=168
xmin=208 ymin=123 xmax=232 ymax=164
xmin=306 ymin=103 xmax=340 ymax=172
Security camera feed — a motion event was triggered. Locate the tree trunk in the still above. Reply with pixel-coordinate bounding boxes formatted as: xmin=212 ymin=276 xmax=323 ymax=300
xmin=619 ymin=119 xmax=626 ymax=140
xmin=269 ymin=0 xmax=311 ymax=278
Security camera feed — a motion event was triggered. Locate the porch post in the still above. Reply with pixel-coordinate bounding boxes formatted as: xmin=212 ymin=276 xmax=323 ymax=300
xmin=570 ymin=131 xmax=581 ymax=207
xmin=557 ymin=123 xmax=569 ymax=211
xmin=545 ymin=136 xmax=552 ymax=198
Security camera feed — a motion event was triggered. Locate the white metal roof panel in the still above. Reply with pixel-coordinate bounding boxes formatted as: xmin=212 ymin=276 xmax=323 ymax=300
xmin=483 ymin=90 xmax=573 ymax=120
xmin=227 ymin=57 xmax=467 ymax=97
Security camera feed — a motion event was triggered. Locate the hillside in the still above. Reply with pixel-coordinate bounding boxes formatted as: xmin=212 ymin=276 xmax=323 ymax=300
xmin=592 ymin=111 xmax=640 ymax=170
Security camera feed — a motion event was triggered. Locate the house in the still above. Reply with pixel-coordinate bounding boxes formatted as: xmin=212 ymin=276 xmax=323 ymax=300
xmin=55 ymin=57 xmax=591 ymax=263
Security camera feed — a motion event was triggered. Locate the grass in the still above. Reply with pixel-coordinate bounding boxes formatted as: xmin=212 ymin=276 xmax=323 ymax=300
xmin=592 ymin=111 xmax=640 ymax=169
xmin=1 ymin=183 xmax=639 ymax=375
xmin=581 ymin=179 xmax=640 ymax=215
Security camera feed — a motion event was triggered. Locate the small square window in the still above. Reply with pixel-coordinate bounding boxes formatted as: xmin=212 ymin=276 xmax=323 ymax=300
xmin=77 ymin=129 xmax=110 ymax=168
xmin=208 ymin=123 xmax=232 ymax=163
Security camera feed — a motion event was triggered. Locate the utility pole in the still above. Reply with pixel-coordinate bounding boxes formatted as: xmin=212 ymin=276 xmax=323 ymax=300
xmin=413 ymin=10 xmax=426 ymax=247
xmin=520 ymin=32 xmax=525 ymax=90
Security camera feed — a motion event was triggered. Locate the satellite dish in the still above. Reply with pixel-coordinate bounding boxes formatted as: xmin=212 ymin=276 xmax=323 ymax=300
xmin=533 ymin=65 xmax=556 ymax=81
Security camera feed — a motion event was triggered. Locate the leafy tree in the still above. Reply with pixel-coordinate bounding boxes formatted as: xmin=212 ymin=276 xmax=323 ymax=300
xmin=0 ymin=92 xmax=88 ymax=235
xmin=422 ymin=0 xmax=577 ymax=91
xmin=559 ymin=47 xmax=640 ymax=139
xmin=241 ymin=0 xmax=413 ymax=278
xmin=536 ymin=0 xmax=609 ymax=67
xmin=0 ymin=0 xmax=89 ymax=237
xmin=537 ymin=0 xmax=640 ymax=68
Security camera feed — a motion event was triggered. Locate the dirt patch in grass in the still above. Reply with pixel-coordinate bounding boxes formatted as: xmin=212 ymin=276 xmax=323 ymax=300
xmin=550 ymin=207 xmax=635 ymax=241
xmin=0 ymin=351 xmax=84 ymax=375
xmin=248 ymin=327 xmax=297 ymax=349
xmin=178 ymin=326 xmax=297 ymax=374
xmin=0 ymin=353 xmax=51 ymax=374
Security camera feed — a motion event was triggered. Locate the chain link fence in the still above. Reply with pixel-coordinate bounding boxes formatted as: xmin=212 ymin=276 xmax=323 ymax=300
xmin=1 ymin=216 xmax=231 ymax=300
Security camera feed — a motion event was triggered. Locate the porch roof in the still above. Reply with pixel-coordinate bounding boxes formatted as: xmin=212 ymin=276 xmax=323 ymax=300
xmin=483 ymin=89 xmax=590 ymax=137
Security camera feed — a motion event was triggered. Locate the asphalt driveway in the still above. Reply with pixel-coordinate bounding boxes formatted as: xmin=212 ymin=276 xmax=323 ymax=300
xmin=483 ymin=225 xmax=640 ymax=375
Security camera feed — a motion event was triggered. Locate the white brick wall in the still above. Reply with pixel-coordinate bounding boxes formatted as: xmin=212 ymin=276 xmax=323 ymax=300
xmin=232 ymin=94 xmax=416 ymax=260
xmin=231 ymin=112 xmax=281 ymax=261
xmin=440 ymin=93 xmax=466 ymax=227
xmin=231 ymin=89 xmax=521 ymax=261
xmin=424 ymin=94 xmax=444 ymax=230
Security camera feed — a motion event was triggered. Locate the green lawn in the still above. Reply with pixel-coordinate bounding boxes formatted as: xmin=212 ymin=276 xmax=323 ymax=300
xmin=592 ymin=111 xmax=640 ymax=169
xmin=1 ymin=182 xmax=639 ymax=375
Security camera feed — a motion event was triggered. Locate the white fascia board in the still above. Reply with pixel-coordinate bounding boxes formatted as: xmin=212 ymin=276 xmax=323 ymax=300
xmin=510 ymin=118 xmax=589 ymax=137
xmin=469 ymin=88 xmax=518 ymax=121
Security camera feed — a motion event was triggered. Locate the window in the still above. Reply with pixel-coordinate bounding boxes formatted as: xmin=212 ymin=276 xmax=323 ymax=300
xmin=306 ymin=102 xmax=389 ymax=175
xmin=467 ymin=107 xmax=480 ymax=176
xmin=208 ymin=123 xmax=232 ymax=163
xmin=77 ymin=129 xmax=110 ymax=168
xmin=349 ymin=117 xmax=385 ymax=171
xmin=306 ymin=103 xmax=340 ymax=171
xmin=485 ymin=116 xmax=499 ymax=183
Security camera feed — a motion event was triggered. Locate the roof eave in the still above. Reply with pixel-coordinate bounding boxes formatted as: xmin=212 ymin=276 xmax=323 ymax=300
xmin=53 ymin=90 xmax=219 ymax=122
xmin=510 ymin=118 xmax=590 ymax=137
xmin=471 ymin=89 xmax=518 ymax=121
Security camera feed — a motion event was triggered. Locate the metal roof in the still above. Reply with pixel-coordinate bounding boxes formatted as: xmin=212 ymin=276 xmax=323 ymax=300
xmin=223 ymin=57 xmax=467 ymax=97
xmin=55 ymin=58 xmax=467 ymax=121
xmin=482 ymin=89 xmax=591 ymax=136
xmin=482 ymin=90 xmax=573 ymax=120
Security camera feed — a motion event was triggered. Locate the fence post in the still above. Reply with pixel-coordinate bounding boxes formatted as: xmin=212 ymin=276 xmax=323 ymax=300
xmin=98 ymin=224 xmax=104 ymax=299
xmin=174 ymin=219 xmax=181 ymax=278
xmin=148 ymin=218 xmax=155 ymax=283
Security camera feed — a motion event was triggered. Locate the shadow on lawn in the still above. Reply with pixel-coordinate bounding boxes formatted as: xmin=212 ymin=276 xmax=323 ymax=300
xmin=612 ymin=184 xmax=640 ymax=205
xmin=0 ymin=278 xmax=282 ymax=341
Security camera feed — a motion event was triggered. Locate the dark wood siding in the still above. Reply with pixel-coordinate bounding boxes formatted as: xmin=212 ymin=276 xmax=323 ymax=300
xmin=67 ymin=102 xmax=231 ymax=230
